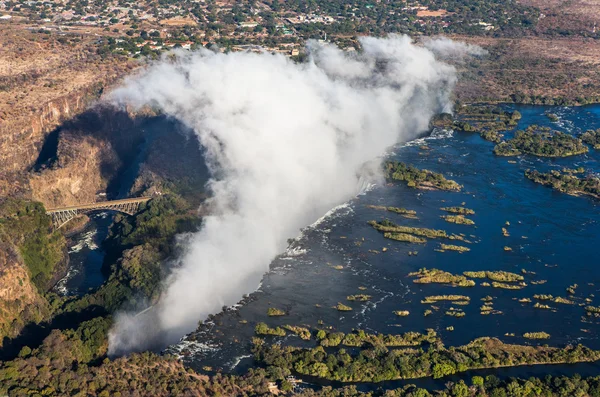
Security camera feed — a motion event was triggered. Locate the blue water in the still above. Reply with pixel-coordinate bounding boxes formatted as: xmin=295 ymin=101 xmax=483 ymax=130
xmin=173 ymin=104 xmax=600 ymax=387
xmin=54 ymin=212 xmax=113 ymax=296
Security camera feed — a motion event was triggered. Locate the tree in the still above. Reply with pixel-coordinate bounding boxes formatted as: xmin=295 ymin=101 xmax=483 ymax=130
xmin=472 ymin=375 xmax=484 ymax=386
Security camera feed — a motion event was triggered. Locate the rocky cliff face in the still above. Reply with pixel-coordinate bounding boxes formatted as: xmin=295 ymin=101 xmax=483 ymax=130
xmin=27 ymin=107 xmax=153 ymax=208
xmin=0 ymin=26 xmax=134 ymax=198
xmin=0 ymin=237 xmax=50 ymax=346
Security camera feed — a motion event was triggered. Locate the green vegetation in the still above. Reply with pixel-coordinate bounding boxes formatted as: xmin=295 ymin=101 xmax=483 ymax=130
xmin=585 ymin=306 xmax=600 ymax=317
xmin=368 ymin=205 xmax=417 ymax=219
xmin=452 ymin=106 xmax=522 ymax=143
xmin=0 ymin=322 xmax=280 ymax=396
xmin=440 ymin=206 xmax=475 ymax=215
xmin=383 ymin=232 xmax=426 ymax=244
xmin=0 ymin=198 xmax=65 ymax=291
xmin=533 ymin=295 xmax=574 ymax=305
xmin=369 ymin=219 xmax=448 ymax=239
xmin=546 ymin=113 xmax=559 ymax=122
xmin=441 ymin=215 xmax=475 ymax=225
xmin=283 ymin=325 xmax=311 ymax=340
xmin=315 ymin=329 xmax=438 ymax=349
xmin=61 ymin=195 xmax=201 ymax=314
xmin=347 ymin=294 xmax=371 ymax=301
xmin=492 ymin=281 xmax=525 ymax=290
xmin=383 ymin=161 xmax=462 ymax=191
xmin=408 ymin=268 xmax=475 ymax=287
xmin=523 ymin=332 xmax=551 ymax=339
xmin=445 ymin=308 xmax=466 ymax=317
xmin=422 ymin=295 xmax=470 ymax=304
xmin=335 ymin=302 xmax=353 ymax=311
xmin=387 ymin=207 xmax=417 ymax=216
xmin=494 ymin=126 xmax=588 ymax=157
xmin=0 ymin=199 xmax=67 ymax=342
xmin=267 ymin=307 xmax=286 ymax=316
xmin=254 ymin=335 xmax=600 ymax=383
xmin=568 ymin=284 xmax=579 ymax=295
xmin=439 ymin=244 xmax=470 ymax=252
xmin=255 ymin=322 xmax=286 ymax=336
xmin=525 ymin=169 xmax=600 ymax=199
xmin=582 ymin=129 xmax=600 ymax=149
xmin=464 ymin=270 xmax=524 ymax=282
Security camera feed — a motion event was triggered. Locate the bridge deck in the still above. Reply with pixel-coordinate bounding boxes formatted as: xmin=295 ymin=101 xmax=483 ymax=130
xmin=46 ymin=197 xmax=152 ymax=213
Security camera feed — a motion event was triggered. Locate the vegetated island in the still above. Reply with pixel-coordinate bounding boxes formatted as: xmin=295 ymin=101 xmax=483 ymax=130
xmin=582 ymin=129 xmax=600 ymax=149
xmin=254 ymin=331 xmax=600 ymax=382
xmin=441 ymin=215 xmax=475 ymax=225
xmin=441 ymin=206 xmax=475 ymax=215
xmin=384 ymin=161 xmax=462 ymax=191
xmin=434 ymin=106 xmax=521 ymax=144
xmin=409 ymin=268 xmax=475 ymax=287
xmin=408 ymin=268 xmax=528 ymax=289
xmin=367 ymin=205 xmax=418 ymax=219
xmin=369 ymin=219 xmax=467 ymax=245
xmin=493 ymin=125 xmax=589 ymax=157
xmin=525 ymin=169 xmax=600 ymax=199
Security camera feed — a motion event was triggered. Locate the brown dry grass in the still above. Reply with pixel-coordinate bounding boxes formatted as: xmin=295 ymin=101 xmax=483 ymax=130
xmin=417 ymin=9 xmax=448 ymax=17
xmin=518 ymin=0 xmax=600 ymax=35
xmin=447 ymin=35 xmax=600 ymax=103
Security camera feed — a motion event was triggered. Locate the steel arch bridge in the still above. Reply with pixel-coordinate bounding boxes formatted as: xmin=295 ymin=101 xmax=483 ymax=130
xmin=46 ymin=197 xmax=152 ymax=229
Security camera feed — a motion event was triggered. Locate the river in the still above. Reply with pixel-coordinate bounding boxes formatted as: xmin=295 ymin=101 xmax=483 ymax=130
xmin=60 ymin=104 xmax=600 ymax=389
xmin=165 ymin=104 xmax=600 ymax=389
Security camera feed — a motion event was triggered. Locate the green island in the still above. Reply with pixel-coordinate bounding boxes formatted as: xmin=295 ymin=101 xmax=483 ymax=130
xmin=256 ymin=322 xmax=287 ymax=337
xmin=369 ymin=220 xmax=469 ymax=246
xmin=585 ymin=306 xmax=600 ymax=317
xmin=493 ymin=126 xmax=589 ymax=157
xmin=480 ymin=302 xmax=502 ymax=316
xmin=347 ymin=294 xmax=371 ymax=302
xmin=422 ymin=295 xmax=470 ymax=304
xmin=283 ymin=325 xmax=311 ymax=340
xmin=441 ymin=215 xmax=475 ymax=225
xmin=313 ymin=329 xmax=439 ymax=348
xmin=267 ymin=307 xmax=286 ymax=316
xmin=254 ymin=334 xmax=600 ymax=382
xmin=367 ymin=205 xmax=418 ymax=219
xmin=439 ymin=244 xmax=471 ymax=253
xmin=445 ymin=308 xmax=466 ymax=317
xmin=441 ymin=206 xmax=475 ymax=215
xmin=383 ymin=232 xmax=427 ymax=244
xmin=525 ymin=169 xmax=600 ymax=199
xmin=383 ymin=161 xmax=462 ymax=191
xmin=582 ymin=129 xmax=600 ymax=149
xmin=524 ymin=332 xmax=551 ymax=340
xmin=463 ymin=270 xmax=524 ymax=282
xmin=448 ymin=106 xmax=521 ymax=143
xmin=568 ymin=284 xmax=579 ymax=295
xmin=492 ymin=281 xmax=526 ymax=290
xmin=335 ymin=302 xmax=353 ymax=311
xmin=533 ymin=295 xmax=575 ymax=305
xmin=408 ymin=268 xmax=475 ymax=287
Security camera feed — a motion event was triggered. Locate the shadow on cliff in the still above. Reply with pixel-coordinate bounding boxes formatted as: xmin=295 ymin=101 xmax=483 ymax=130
xmin=31 ymin=105 xmax=210 ymax=201
xmin=0 ymin=304 xmax=107 ymax=361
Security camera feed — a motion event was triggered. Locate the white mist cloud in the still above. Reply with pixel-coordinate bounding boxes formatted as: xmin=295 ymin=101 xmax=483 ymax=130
xmin=423 ymin=36 xmax=488 ymax=61
xmin=107 ymin=35 xmax=458 ymax=355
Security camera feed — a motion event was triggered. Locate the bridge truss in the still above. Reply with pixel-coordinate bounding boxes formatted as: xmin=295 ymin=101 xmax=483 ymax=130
xmin=46 ymin=197 xmax=152 ymax=229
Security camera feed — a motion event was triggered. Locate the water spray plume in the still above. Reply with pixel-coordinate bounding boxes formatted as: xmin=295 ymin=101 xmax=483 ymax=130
xmin=106 ymin=35 xmax=475 ymax=355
